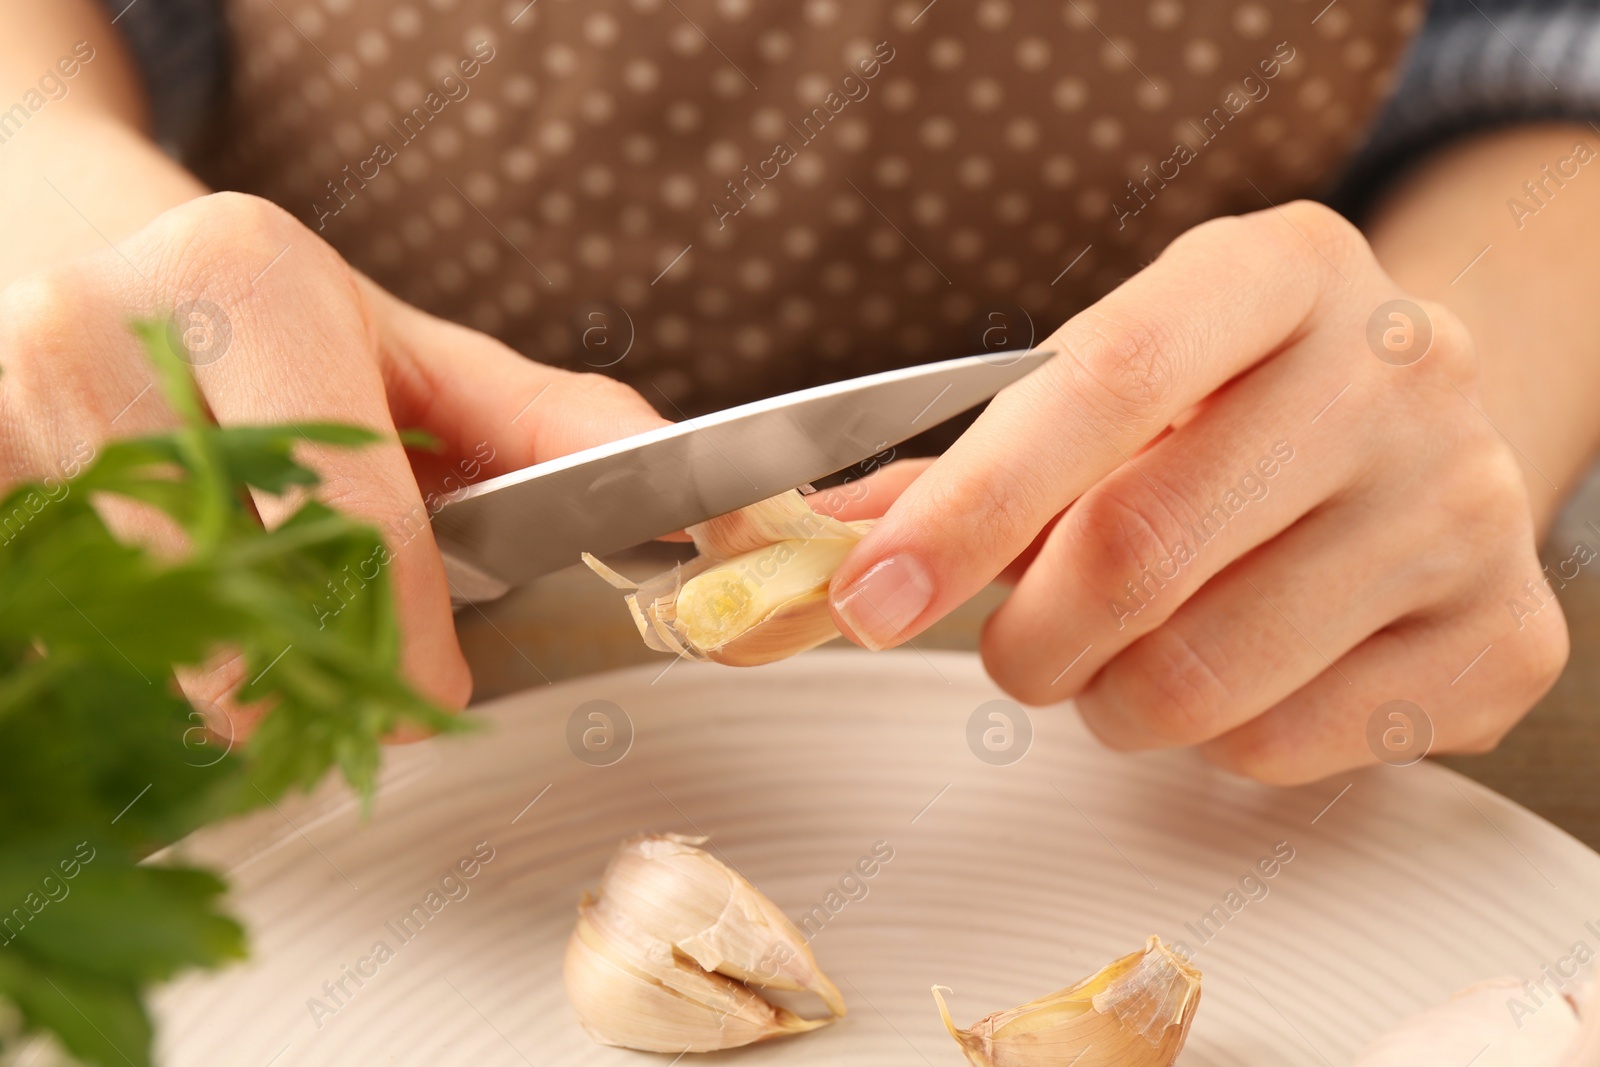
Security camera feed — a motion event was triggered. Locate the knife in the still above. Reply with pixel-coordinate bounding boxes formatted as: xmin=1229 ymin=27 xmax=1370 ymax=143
xmin=433 ymin=347 xmax=1053 ymax=602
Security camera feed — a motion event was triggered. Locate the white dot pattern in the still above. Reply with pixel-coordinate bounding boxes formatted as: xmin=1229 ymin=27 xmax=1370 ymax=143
xmin=203 ymin=0 xmax=1421 ymax=413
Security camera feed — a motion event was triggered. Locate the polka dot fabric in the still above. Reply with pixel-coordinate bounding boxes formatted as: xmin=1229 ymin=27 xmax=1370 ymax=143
xmin=200 ymin=0 xmax=1422 ymax=416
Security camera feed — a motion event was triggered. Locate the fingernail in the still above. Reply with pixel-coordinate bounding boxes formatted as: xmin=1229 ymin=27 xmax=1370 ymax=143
xmin=832 ymin=554 xmax=934 ymax=651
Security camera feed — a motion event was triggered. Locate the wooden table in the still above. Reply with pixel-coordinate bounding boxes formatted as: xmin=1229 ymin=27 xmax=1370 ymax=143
xmin=459 ymin=475 xmax=1600 ymax=851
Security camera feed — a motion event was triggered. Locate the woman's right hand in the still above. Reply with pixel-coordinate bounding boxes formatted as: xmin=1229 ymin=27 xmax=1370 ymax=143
xmin=0 ymin=191 xmax=669 ymax=723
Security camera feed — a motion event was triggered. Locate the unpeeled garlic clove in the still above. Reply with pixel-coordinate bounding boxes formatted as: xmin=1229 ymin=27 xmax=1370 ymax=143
xmin=583 ymin=491 xmax=871 ymax=666
xmin=564 ymin=896 xmax=829 ymax=1053
xmin=933 ymin=936 xmax=1201 ymax=1067
xmin=596 ymin=833 xmax=846 ymax=1014
xmin=1352 ymin=976 xmax=1585 ymax=1067
xmin=563 ymin=833 xmax=844 ymax=1053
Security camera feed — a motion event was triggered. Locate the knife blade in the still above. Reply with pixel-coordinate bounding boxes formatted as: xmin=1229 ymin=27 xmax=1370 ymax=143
xmin=432 ymin=347 xmax=1052 ymax=600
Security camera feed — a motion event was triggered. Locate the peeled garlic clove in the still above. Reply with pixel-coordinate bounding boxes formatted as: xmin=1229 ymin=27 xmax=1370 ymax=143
xmin=692 ymin=590 xmax=844 ymax=667
xmin=1559 ymin=969 xmax=1600 ymax=1067
xmin=933 ymin=936 xmax=1201 ymax=1067
xmin=677 ymin=540 xmax=857 ymax=665
xmin=1560 ymin=993 xmax=1600 ymax=1067
xmin=596 ymin=834 xmax=846 ymax=1014
xmin=565 ymin=897 xmax=828 ymax=1053
xmin=564 ymin=833 xmax=845 ymax=1053
xmin=1352 ymin=977 xmax=1583 ymax=1067
xmin=584 ymin=491 xmax=871 ymax=665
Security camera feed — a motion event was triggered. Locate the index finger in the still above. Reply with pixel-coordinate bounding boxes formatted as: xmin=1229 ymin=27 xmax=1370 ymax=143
xmin=828 ymin=201 xmax=1367 ymax=651
xmin=131 ymin=194 xmax=475 ymax=709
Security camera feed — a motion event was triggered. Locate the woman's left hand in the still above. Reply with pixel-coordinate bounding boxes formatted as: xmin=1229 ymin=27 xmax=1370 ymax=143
xmin=825 ymin=200 xmax=1569 ymax=784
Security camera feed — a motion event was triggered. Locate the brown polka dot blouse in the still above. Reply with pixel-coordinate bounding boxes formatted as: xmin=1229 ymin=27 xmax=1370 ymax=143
xmin=198 ymin=0 xmax=1423 ymax=417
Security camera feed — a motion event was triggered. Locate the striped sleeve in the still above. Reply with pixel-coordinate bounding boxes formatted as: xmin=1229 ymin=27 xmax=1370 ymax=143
xmin=95 ymin=0 xmax=228 ymax=158
xmin=1335 ymin=0 xmax=1600 ymax=213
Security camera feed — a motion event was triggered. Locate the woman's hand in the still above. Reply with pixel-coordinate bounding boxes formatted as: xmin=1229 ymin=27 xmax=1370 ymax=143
xmin=827 ymin=199 xmax=1570 ymax=784
xmin=0 ymin=191 xmax=667 ymax=722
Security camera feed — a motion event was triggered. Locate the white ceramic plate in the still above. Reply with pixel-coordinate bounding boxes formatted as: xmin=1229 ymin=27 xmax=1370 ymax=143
xmin=155 ymin=651 xmax=1600 ymax=1066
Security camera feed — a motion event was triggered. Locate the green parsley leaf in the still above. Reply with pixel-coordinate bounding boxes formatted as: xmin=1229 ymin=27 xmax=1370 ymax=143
xmin=0 ymin=321 xmax=469 ymax=1065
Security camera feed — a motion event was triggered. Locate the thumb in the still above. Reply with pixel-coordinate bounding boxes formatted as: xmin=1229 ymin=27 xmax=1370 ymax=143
xmin=361 ymin=277 xmax=669 ymax=475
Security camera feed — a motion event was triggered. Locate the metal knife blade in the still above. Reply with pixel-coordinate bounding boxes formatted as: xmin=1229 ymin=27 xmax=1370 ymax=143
xmin=432 ymin=347 xmax=1052 ymax=598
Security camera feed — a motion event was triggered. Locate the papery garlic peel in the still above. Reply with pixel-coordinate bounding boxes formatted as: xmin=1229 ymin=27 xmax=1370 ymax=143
xmin=563 ymin=833 xmax=844 ymax=1053
xmin=583 ymin=490 xmax=870 ymax=666
xmin=933 ymin=936 xmax=1201 ymax=1067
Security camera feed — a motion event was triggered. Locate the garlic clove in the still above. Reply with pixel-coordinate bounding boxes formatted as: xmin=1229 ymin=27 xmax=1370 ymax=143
xmin=700 ymin=590 xmax=845 ymax=666
xmin=1352 ymin=977 xmax=1583 ymax=1067
xmin=1560 ymin=987 xmax=1600 ymax=1067
xmin=564 ymin=833 xmax=845 ymax=1053
xmin=675 ymin=536 xmax=852 ymax=649
xmin=934 ymin=936 xmax=1201 ymax=1067
xmin=596 ymin=834 xmax=846 ymax=1015
xmin=584 ymin=491 xmax=871 ymax=665
xmin=564 ymin=898 xmax=828 ymax=1053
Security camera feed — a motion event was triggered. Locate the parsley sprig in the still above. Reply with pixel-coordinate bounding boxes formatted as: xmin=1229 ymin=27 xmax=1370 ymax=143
xmin=0 ymin=322 xmax=464 ymax=1066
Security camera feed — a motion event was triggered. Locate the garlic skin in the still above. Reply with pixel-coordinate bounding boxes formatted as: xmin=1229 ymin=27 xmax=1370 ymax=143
xmin=595 ymin=834 xmax=846 ymax=1014
xmin=1352 ymin=977 xmax=1584 ymax=1067
xmin=933 ymin=936 xmax=1201 ymax=1067
xmin=564 ymin=898 xmax=828 ymax=1053
xmin=584 ymin=491 xmax=870 ymax=666
xmin=563 ymin=834 xmax=844 ymax=1052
